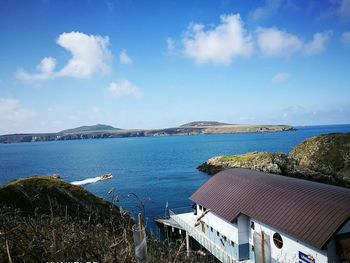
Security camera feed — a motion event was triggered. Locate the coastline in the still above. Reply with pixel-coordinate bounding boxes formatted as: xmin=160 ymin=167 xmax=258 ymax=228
xmin=0 ymin=124 xmax=295 ymax=144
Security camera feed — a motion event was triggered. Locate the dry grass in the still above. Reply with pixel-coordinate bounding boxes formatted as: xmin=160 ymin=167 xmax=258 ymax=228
xmin=0 ymin=176 xmax=217 ymax=262
xmin=0 ymin=206 xmax=214 ymax=263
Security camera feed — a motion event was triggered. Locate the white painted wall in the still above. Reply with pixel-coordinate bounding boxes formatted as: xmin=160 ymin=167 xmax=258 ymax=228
xmin=197 ymin=204 xmax=238 ymax=243
xmin=195 ymin=204 xmax=339 ymax=263
xmin=250 ymin=219 xmax=328 ymax=263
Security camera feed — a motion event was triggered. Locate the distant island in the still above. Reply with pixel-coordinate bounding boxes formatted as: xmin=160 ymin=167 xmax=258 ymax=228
xmin=198 ymin=132 xmax=350 ymax=188
xmin=0 ymin=121 xmax=295 ymax=144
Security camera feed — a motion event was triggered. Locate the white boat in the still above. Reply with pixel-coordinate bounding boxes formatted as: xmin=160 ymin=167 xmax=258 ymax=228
xmin=100 ymin=173 xmax=112 ymax=180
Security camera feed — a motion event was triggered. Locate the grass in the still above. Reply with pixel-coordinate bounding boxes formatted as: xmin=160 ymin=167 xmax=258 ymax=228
xmin=0 ymin=176 xmax=215 ymax=263
xmin=218 ymin=152 xmax=282 ymax=163
xmin=291 ymin=133 xmax=350 ymax=177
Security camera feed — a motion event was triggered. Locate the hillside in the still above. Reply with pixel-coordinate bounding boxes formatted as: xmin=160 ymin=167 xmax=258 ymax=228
xmin=0 ymin=122 xmax=295 ymax=144
xmin=198 ymin=133 xmax=350 ymax=188
xmin=60 ymin=124 xmax=120 ymax=134
xmin=0 ymin=176 xmax=207 ymax=263
xmin=0 ymin=176 xmax=119 ymax=219
xmin=180 ymin=121 xmax=230 ymax=127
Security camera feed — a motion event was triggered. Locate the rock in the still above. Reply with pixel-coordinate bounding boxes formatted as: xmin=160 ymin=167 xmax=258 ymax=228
xmin=197 ymin=152 xmax=290 ymax=175
xmin=290 ymin=133 xmax=350 ymax=182
xmin=198 ymin=133 xmax=350 ymax=188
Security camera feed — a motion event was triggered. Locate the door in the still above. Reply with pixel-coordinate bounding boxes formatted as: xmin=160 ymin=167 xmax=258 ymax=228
xmin=253 ymin=231 xmax=271 ymax=263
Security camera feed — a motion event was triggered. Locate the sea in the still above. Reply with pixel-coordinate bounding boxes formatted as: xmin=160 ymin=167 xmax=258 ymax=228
xmin=1 ymin=124 xmax=349 ymax=234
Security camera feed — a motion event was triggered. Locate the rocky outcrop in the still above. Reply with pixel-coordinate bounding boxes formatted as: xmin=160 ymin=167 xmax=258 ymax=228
xmin=290 ymin=133 xmax=350 ymax=181
xmin=198 ymin=133 xmax=350 ymax=188
xmin=197 ymin=152 xmax=291 ymax=175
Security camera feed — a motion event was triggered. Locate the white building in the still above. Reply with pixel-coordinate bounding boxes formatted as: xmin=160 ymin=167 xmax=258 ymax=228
xmin=170 ymin=168 xmax=350 ymax=263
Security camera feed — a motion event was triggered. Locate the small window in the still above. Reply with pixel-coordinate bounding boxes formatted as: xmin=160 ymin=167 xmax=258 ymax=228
xmin=222 ymin=235 xmax=227 ymax=242
xmin=273 ymin=233 xmax=283 ymax=249
xmin=220 ymin=238 xmax=225 ymax=246
xmin=231 ymin=241 xmax=235 ymax=246
xmin=210 ymin=227 xmax=213 ymax=232
xmin=199 ymin=205 xmax=202 ymax=210
xmin=201 ymin=222 xmax=205 ymax=233
xmin=203 ymin=207 xmax=207 ymax=212
xmin=250 ymin=221 xmax=255 ymax=230
xmin=217 ymin=231 xmax=219 ymax=237
xmin=206 ymin=224 xmax=209 ymax=228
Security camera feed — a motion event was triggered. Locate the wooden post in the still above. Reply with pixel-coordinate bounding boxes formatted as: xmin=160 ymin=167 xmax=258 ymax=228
xmin=138 ymin=213 xmax=143 ymax=241
xmin=186 ymin=232 xmax=190 ymax=258
xmin=261 ymin=231 xmax=265 ymax=263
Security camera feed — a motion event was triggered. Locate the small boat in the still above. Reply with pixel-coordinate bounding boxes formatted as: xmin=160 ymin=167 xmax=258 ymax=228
xmin=100 ymin=173 xmax=113 ymax=181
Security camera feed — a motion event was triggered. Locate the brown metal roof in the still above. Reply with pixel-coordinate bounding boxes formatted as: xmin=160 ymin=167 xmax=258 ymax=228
xmin=190 ymin=168 xmax=350 ymax=249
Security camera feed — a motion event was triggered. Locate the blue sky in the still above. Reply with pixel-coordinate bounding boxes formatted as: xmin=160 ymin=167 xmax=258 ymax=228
xmin=1 ymin=0 xmax=350 ymax=134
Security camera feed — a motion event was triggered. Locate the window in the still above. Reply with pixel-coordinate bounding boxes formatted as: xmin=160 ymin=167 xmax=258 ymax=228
xmin=203 ymin=207 xmax=207 ymax=212
xmin=210 ymin=227 xmax=213 ymax=232
xmin=250 ymin=221 xmax=255 ymax=230
xmin=220 ymin=238 xmax=225 ymax=246
xmin=199 ymin=205 xmax=202 ymax=210
xmin=217 ymin=231 xmax=219 ymax=237
xmin=273 ymin=233 xmax=283 ymax=249
xmin=231 ymin=241 xmax=235 ymax=246
xmin=201 ymin=222 xmax=205 ymax=233
xmin=222 ymin=235 xmax=227 ymax=242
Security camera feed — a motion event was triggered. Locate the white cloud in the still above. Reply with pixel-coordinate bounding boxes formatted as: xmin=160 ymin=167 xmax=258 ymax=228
xmin=256 ymin=27 xmax=303 ymax=57
xmin=119 ymin=50 xmax=133 ymax=64
xmin=107 ymin=80 xmax=142 ymax=98
xmin=248 ymin=0 xmax=284 ymax=22
xmin=341 ymin=31 xmax=350 ymax=46
xmin=167 ymin=37 xmax=175 ymax=51
xmin=322 ymin=0 xmax=350 ymax=22
xmin=166 ymin=37 xmax=176 ymax=55
xmin=16 ymin=57 xmax=57 ymax=81
xmin=182 ymin=14 xmax=254 ymax=64
xmin=272 ymin=72 xmax=290 ymax=83
xmin=0 ymin=98 xmax=35 ymax=134
xmin=16 ymin=32 xmax=112 ymax=81
xmin=339 ymin=0 xmax=350 ymax=21
xmin=174 ymin=14 xmax=330 ymax=63
xmin=303 ymin=31 xmax=332 ymax=56
xmin=57 ymin=32 xmax=111 ymax=78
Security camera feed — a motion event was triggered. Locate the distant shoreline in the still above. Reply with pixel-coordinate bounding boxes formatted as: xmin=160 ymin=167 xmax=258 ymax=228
xmin=0 ymin=122 xmax=296 ymax=144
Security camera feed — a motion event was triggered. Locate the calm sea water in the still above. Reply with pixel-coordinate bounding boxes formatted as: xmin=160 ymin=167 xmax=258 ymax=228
xmin=1 ymin=124 xmax=349 ymax=233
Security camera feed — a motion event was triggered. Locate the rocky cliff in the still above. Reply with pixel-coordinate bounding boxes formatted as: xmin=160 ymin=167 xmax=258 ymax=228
xmin=198 ymin=133 xmax=350 ymax=188
xmin=0 ymin=123 xmax=295 ymax=144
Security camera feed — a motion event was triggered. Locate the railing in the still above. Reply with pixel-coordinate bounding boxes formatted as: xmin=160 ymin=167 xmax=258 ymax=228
xmin=169 ymin=206 xmax=193 ymax=214
xmin=169 ymin=209 xmax=237 ymax=263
